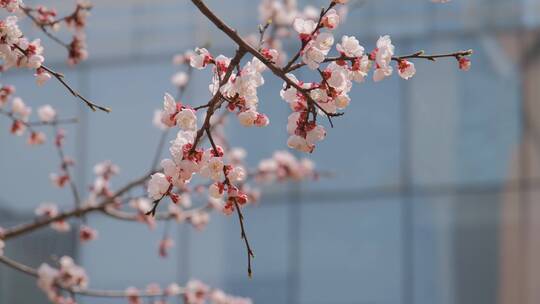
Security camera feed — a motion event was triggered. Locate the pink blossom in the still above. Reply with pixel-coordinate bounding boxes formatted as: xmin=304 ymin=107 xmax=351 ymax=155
xmin=209 ymin=182 xmax=224 ymax=199
xmin=159 ymin=237 xmax=174 ymax=257
xmin=35 ymin=203 xmax=59 ymax=218
xmin=372 ymin=35 xmax=395 ymax=82
xmin=0 ymin=0 xmax=21 ymax=12
xmin=28 ymin=131 xmax=46 ymax=145
xmin=293 ymin=18 xmax=316 ymax=37
xmin=458 ymin=57 xmax=471 ymax=71
xmin=51 ymin=220 xmax=71 ymax=232
xmin=37 ymin=256 xmax=88 ymax=300
xmin=171 ymin=71 xmax=189 ymax=87
xmin=148 ymin=173 xmax=170 ymax=200
xmin=190 ymin=48 xmax=213 ymax=70
xmin=237 ymin=110 xmax=258 ymax=127
xmin=200 ymin=157 xmax=224 ymax=182
xmin=35 ymin=68 xmax=52 ymax=86
xmin=322 ymin=9 xmax=340 ymax=29
xmin=337 ymin=35 xmax=364 ymax=57
xmin=190 ymin=211 xmax=209 ymax=231
xmin=126 ymin=287 xmax=142 ymax=304
xmin=165 ymin=283 xmax=182 ymax=296
xmin=184 ymin=280 xmax=209 ymax=304
xmin=398 ymin=60 xmax=416 ymax=80
xmin=146 ymin=283 xmax=162 ymax=295
xmin=37 ymin=105 xmax=56 ymax=123
xmin=79 ymin=225 xmax=98 ymax=242
xmin=11 ymin=97 xmax=31 ymax=120
xmin=176 ymin=108 xmax=197 ymax=131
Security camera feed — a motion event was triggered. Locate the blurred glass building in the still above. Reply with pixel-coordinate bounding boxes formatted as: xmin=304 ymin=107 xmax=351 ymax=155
xmin=2 ymin=0 xmax=540 ymax=303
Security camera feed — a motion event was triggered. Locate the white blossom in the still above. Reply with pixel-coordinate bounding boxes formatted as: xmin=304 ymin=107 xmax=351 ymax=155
xmin=37 ymin=105 xmax=56 ymax=123
xmin=147 ymin=173 xmax=170 ymax=200
xmin=337 ymin=35 xmax=364 ymax=57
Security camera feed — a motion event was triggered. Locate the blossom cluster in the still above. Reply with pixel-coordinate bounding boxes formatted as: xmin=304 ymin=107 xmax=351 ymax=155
xmin=23 ymin=1 xmax=92 ymax=65
xmin=275 ymin=5 xmax=469 ymax=153
xmin=256 ymin=150 xmax=316 ymax=182
xmin=89 ymin=160 xmax=120 ymax=200
xmin=35 ymin=200 xmax=97 ymax=244
xmin=49 ymin=130 xmax=75 ymax=187
xmin=37 ymin=256 xmax=88 ymax=304
xmin=0 ymin=15 xmax=51 ymax=84
xmin=147 ymin=123 xmax=251 ymax=217
xmin=190 ymin=47 xmax=271 ymax=128
xmin=123 ymin=280 xmax=252 ymax=304
xmin=0 ymin=85 xmax=60 ymax=144
xmin=148 ymin=95 xmax=324 ymax=219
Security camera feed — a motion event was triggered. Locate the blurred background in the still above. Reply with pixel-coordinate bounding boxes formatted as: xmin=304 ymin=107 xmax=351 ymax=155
xmin=2 ymin=0 xmax=540 ymax=303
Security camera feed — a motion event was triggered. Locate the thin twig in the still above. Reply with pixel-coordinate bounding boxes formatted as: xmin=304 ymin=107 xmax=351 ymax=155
xmin=11 ymin=44 xmax=110 ymax=113
xmin=233 ymin=199 xmax=255 ymax=278
xmin=27 ymin=117 xmax=79 ymax=126
xmin=40 ymin=65 xmax=111 ymax=113
xmin=0 ymin=109 xmax=78 ymax=131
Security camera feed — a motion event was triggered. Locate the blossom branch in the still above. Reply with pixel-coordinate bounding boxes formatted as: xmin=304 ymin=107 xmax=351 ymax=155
xmin=393 ymin=49 xmax=474 ymax=61
xmin=0 ymin=255 xmax=185 ymax=298
xmin=147 ymin=47 xmax=245 ymax=214
xmin=19 ymin=2 xmax=92 ymax=64
xmin=190 ymin=47 xmax=247 ymax=152
xmin=11 ymin=44 xmax=110 ymax=113
xmin=191 ymin=0 xmax=343 ymax=129
xmin=283 ymin=2 xmax=336 ymax=71
xmin=286 ymin=49 xmax=474 ymax=72
xmin=0 ymin=107 xmax=39 ymax=134
xmin=2 ymin=172 xmax=152 ymax=240
xmin=150 ymin=64 xmax=195 ymax=171
xmin=19 ymin=5 xmax=71 ymax=50
xmin=39 ymin=65 xmax=111 ymax=113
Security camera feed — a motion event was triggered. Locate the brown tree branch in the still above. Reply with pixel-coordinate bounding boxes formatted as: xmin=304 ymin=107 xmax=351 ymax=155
xmin=233 ymin=199 xmax=255 ymax=278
